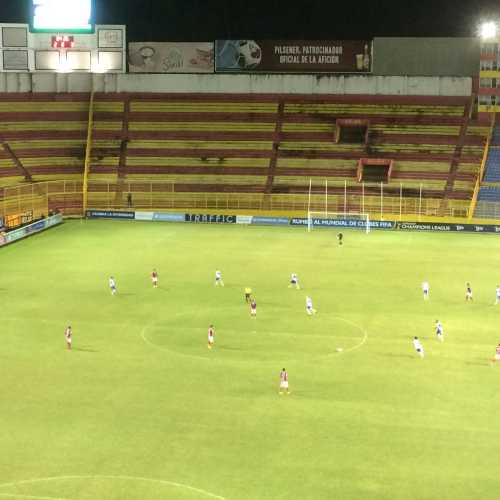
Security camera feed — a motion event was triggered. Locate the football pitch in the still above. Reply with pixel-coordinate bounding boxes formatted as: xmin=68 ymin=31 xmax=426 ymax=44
xmin=1 ymin=219 xmax=500 ymax=500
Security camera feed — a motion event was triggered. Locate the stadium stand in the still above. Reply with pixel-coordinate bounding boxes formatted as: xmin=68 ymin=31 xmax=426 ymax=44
xmin=0 ymin=94 xmax=88 ymax=186
xmin=101 ymin=93 xmax=486 ymax=213
xmin=472 ymin=125 xmax=500 ymax=218
xmin=0 ymin=92 xmax=489 ymax=216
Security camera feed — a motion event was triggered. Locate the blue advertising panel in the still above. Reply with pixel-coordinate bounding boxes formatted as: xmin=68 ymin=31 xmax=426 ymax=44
xmin=251 ymin=216 xmax=290 ymax=226
xmin=86 ymin=210 xmax=135 ymax=219
xmin=152 ymin=213 xmax=185 ymax=222
xmin=1 ymin=213 xmax=62 ymax=246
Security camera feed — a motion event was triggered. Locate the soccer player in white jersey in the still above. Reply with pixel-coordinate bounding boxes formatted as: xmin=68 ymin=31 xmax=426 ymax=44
xmin=306 ymin=296 xmax=316 ymax=315
xmin=495 ymin=285 xmax=500 ymax=305
xmin=421 ymin=281 xmax=430 ymax=300
xmin=289 ymin=273 xmax=300 ymax=289
xmin=465 ymin=282 xmax=473 ymax=302
xmin=207 ymin=325 xmax=215 ymax=349
xmin=64 ymin=325 xmax=72 ymax=350
xmin=215 ymin=270 xmax=224 ymax=287
xmin=279 ymin=368 xmax=290 ymax=395
xmin=109 ymin=276 xmax=117 ymax=295
xmin=413 ymin=336 xmax=424 ymax=358
xmin=435 ymin=320 xmax=444 ymax=342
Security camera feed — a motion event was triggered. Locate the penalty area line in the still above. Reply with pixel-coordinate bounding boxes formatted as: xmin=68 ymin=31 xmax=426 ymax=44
xmin=0 ymin=493 xmax=71 ymax=500
xmin=0 ymin=475 xmax=227 ymax=500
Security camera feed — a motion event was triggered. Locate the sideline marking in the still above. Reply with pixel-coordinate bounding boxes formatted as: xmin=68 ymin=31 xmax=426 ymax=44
xmin=141 ymin=315 xmax=368 ymax=362
xmin=0 ymin=475 xmax=226 ymax=500
xmin=0 ymin=494 xmax=70 ymax=500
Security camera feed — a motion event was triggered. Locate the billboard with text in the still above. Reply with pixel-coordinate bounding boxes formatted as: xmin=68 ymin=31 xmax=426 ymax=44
xmin=215 ymin=40 xmax=371 ymax=73
xmin=128 ymin=42 xmax=214 ymax=73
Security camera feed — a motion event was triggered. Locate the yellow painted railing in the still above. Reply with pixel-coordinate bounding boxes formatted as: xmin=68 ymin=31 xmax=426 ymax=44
xmin=82 ymin=90 xmax=95 ymax=215
xmin=468 ymin=113 xmax=496 ymax=220
xmin=0 ymin=180 xmax=482 ymax=222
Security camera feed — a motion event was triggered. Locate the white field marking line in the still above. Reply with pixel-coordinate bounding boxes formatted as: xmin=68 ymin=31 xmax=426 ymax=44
xmin=141 ymin=316 xmax=368 ymax=360
xmin=324 ymin=317 xmax=368 ymax=356
xmin=0 ymin=494 xmax=70 ymax=500
xmin=0 ymin=475 xmax=226 ymax=500
xmin=140 ymin=325 xmax=221 ymax=363
xmin=1 ymin=317 xmax=133 ymax=328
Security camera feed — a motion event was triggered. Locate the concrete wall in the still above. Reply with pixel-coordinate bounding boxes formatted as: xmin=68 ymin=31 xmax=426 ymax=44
xmin=373 ymin=37 xmax=480 ymax=77
xmin=0 ymin=72 xmax=472 ymax=96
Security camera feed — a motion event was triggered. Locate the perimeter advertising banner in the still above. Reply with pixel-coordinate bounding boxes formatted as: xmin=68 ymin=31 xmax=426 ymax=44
xmin=215 ymin=40 xmax=371 ymax=73
xmin=185 ymin=214 xmax=236 ymax=224
xmin=0 ymin=213 xmax=63 ymax=247
xmin=396 ymin=222 xmax=500 ymax=233
xmin=86 ymin=210 xmax=135 ymax=219
xmin=128 ymin=42 xmax=214 ymax=73
xmin=290 ymin=218 xmax=395 ymax=229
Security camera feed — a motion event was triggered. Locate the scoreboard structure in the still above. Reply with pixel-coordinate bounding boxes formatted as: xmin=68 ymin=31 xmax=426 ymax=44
xmin=0 ymin=2 xmax=124 ymax=73
xmin=0 ymin=22 xmax=125 ymax=73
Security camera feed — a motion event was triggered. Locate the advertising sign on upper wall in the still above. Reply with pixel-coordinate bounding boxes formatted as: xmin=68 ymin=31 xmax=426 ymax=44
xmin=128 ymin=42 xmax=214 ymax=73
xmin=215 ymin=40 xmax=371 ymax=73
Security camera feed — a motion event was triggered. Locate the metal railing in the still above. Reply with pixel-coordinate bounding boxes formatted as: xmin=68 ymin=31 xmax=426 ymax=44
xmin=473 ymin=201 xmax=500 ymax=220
xmin=0 ymin=179 xmax=471 ymax=220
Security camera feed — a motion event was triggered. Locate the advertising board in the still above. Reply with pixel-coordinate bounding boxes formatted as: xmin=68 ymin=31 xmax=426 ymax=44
xmin=129 ymin=42 xmax=214 ymax=73
xmin=185 ymin=214 xmax=236 ymax=224
xmin=86 ymin=210 xmax=135 ymax=219
xmin=215 ymin=40 xmax=371 ymax=73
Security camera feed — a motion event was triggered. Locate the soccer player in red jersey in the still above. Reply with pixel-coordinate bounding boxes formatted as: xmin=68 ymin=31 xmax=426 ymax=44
xmin=151 ymin=269 xmax=158 ymax=288
xmin=65 ymin=325 xmax=72 ymax=350
xmin=279 ymin=368 xmax=289 ymax=395
xmin=250 ymin=299 xmax=257 ymax=317
xmin=208 ymin=325 xmax=215 ymax=349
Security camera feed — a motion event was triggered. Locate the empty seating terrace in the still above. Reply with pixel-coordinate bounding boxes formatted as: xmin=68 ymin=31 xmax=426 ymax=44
xmin=0 ymin=93 xmax=120 ymax=187
xmin=0 ymin=92 xmax=489 ymax=215
xmin=476 ymin=125 xmax=500 ymax=215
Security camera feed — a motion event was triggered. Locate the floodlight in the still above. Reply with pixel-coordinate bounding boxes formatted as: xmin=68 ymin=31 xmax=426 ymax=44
xmin=57 ymin=58 xmax=70 ymax=73
xmin=480 ymin=21 xmax=497 ymax=40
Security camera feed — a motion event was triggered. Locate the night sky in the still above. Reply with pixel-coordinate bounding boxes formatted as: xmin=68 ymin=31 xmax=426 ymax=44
xmin=0 ymin=0 xmax=498 ymax=41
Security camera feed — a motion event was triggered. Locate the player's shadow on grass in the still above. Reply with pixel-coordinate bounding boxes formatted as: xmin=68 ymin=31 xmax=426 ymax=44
xmin=73 ymin=346 xmax=98 ymax=352
xmin=219 ymin=345 xmax=244 ymax=351
xmin=465 ymin=359 xmax=490 ymax=367
xmin=379 ymin=352 xmax=416 ymax=360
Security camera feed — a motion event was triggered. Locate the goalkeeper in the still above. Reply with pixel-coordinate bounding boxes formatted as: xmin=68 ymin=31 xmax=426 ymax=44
xmin=337 ymin=232 xmax=343 ymax=246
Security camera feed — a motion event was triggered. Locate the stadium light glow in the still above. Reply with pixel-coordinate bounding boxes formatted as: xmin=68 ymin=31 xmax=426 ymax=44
xmin=479 ymin=21 xmax=497 ymax=40
xmin=31 ymin=0 xmax=94 ymax=33
xmin=57 ymin=58 xmax=70 ymax=73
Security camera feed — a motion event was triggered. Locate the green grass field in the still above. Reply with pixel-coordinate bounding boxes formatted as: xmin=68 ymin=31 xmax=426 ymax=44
xmin=1 ymin=219 xmax=500 ymax=500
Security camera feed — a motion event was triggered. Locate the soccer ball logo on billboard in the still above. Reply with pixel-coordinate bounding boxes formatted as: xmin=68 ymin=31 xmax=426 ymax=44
xmin=216 ymin=40 xmax=262 ymax=70
xmin=236 ymin=40 xmax=262 ymax=69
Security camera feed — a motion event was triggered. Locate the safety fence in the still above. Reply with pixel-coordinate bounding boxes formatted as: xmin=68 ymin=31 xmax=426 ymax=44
xmin=0 ymin=180 xmax=472 ymax=220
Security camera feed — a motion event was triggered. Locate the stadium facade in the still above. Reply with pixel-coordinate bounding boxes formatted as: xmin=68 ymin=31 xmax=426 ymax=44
xmin=1 ymin=24 xmax=500 ymax=226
